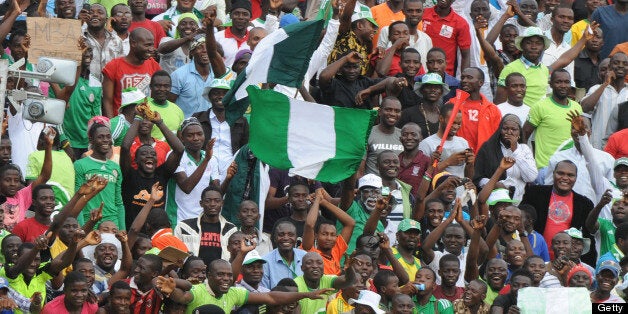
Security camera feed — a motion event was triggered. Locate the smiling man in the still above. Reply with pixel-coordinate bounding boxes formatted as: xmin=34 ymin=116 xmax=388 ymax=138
xmin=43 ymin=271 xmax=98 ymax=313
xmin=12 ymin=185 xmax=56 ymax=243
xmin=364 ymin=97 xmax=403 ymax=176
xmin=84 ymin=3 xmax=124 ymax=83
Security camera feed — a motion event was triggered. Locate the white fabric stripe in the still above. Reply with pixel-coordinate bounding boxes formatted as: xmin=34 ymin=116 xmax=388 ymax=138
xmin=286 ymin=98 xmax=336 ymax=178
xmin=234 ymin=29 xmax=289 ymax=100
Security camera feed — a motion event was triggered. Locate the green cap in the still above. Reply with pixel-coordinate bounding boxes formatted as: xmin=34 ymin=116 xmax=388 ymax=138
xmin=398 ymin=218 xmax=421 ymax=232
xmin=352 ymin=3 xmax=378 ymax=28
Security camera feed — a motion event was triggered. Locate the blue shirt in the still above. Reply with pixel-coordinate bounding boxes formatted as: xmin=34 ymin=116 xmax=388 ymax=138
xmin=528 ymin=231 xmax=550 ymax=262
xmin=262 ymin=248 xmax=307 ymax=289
xmin=170 ymin=62 xmax=214 ymax=117
xmin=591 ymin=5 xmax=628 ymax=59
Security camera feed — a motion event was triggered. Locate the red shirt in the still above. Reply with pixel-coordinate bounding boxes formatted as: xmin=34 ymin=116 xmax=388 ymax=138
xmin=458 ymin=98 xmax=483 ymax=151
xmin=433 ymin=285 xmax=465 ymax=302
xmin=41 ymin=295 xmax=98 ymax=314
xmin=604 ymin=128 xmax=628 ymax=159
xmin=129 ymin=20 xmax=167 ymax=48
xmin=398 ymin=150 xmax=431 ymax=195
xmin=13 ymin=217 xmax=48 ymax=243
xmin=422 ymin=7 xmax=471 ymax=76
xmin=125 ymin=277 xmax=163 ymax=314
xmin=129 ymin=137 xmax=170 ymax=169
xmin=544 ymin=191 xmax=573 ymax=259
xmin=102 ymin=57 xmax=161 ymax=116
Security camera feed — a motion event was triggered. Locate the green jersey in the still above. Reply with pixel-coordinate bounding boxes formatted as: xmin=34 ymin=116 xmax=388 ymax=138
xmin=295 ymin=275 xmax=337 ymax=314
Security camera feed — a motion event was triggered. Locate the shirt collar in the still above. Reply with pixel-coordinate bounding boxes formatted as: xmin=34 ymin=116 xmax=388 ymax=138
xmin=520 ymin=56 xmax=542 ymax=68
xmin=225 ymin=27 xmax=249 ymax=47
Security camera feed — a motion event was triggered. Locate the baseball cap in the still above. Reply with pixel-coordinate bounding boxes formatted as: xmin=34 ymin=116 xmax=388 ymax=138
xmin=414 ymin=72 xmax=450 ymax=95
xmin=398 ymin=218 xmax=421 ymax=232
xmin=348 ymin=290 xmax=386 ymax=314
xmin=514 ymin=27 xmax=551 ymax=51
xmin=190 ymin=35 xmax=206 ymax=52
xmin=486 ymin=189 xmax=516 ymax=206
xmin=351 ymin=3 xmax=378 ymax=28
xmin=358 ymin=174 xmax=383 ymax=189
xmin=597 ymin=260 xmax=620 ymax=277
xmin=615 ymin=157 xmax=628 ymax=169
xmin=243 ymin=250 xmax=267 ymax=265
xmin=120 ymin=87 xmax=146 ymax=109
xmin=564 ymin=227 xmax=590 ymax=255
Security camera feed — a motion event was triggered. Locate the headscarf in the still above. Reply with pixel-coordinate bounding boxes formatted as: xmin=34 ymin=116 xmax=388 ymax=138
xmin=174 ymin=13 xmax=200 ymax=39
xmin=473 ymin=114 xmax=524 ymax=187
xmin=566 ymin=265 xmax=593 ymax=287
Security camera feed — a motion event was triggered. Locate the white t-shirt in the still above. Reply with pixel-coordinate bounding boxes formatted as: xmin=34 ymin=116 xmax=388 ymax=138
xmin=429 ymin=250 xmax=468 ymax=287
xmin=8 ymin=108 xmax=45 ymax=175
xmin=174 ymin=151 xmax=220 ymax=222
xmin=418 ymin=134 xmax=470 ymax=178
xmin=497 ymin=102 xmax=531 ymax=126
xmin=383 ymin=188 xmax=404 ymax=247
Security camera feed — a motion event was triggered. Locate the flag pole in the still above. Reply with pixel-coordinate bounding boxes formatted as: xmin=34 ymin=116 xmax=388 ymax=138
xmin=431 ymin=89 xmax=470 ymax=171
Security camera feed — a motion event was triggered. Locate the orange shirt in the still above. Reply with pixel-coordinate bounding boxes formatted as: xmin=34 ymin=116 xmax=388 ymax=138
xmin=309 ymin=236 xmax=348 ymax=275
xmin=371 ymin=3 xmax=406 ymax=49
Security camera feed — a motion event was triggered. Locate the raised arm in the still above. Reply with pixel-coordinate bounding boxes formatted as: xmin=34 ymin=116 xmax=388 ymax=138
xmin=321 ymin=198 xmax=355 ymax=243
xmin=48 ymin=232 xmax=81 ymax=276
xmin=484 ymin=4 xmax=515 ymax=45
xmin=331 ymin=262 xmax=357 ymax=290
xmin=302 ymin=193 xmax=323 ymax=251
xmin=108 ymin=231 xmax=133 ymax=283
xmin=247 ymin=289 xmax=335 ymax=305
xmin=31 ymin=127 xmax=54 ymax=187
xmin=474 ymin=17 xmax=505 ymax=78
xmin=175 ymin=138 xmax=215 ymax=194
xmin=204 ymin=14 xmax=226 ymax=78
xmin=127 ymin=182 xmax=162 ymax=247
xmin=374 ymin=38 xmax=409 ymax=77
xmin=121 ymin=117 xmax=141 ymax=174
xmin=339 ymin=173 xmax=358 ymax=211
xmin=319 ymin=52 xmax=361 ymax=90
xmin=338 ymin=0 xmax=357 ymax=34
xmin=6 ymin=236 xmax=48 ymax=279
xmin=464 ymin=216 xmax=486 ymax=283
xmin=421 ymin=202 xmax=457 ymax=264
xmin=550 ymin=23 xmax=598 ymax=71
xmin=378 ymin=232 xmax=410 ymax=284
xmin=586 ymin=189 xmax=613 ymax=233
xmin=355 ymin=76 xmax=405 ymax=106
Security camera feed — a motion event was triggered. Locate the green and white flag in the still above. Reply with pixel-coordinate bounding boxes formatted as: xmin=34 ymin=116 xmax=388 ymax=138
xmin=246 ymin=86 xmax=377 ymax=183
xmin=223 ymin=19 xmax=325 ymax=126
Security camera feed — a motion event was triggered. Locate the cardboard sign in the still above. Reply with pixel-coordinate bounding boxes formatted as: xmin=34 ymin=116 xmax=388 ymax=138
xmin=26 ymin=17 xmax=82 ymax=63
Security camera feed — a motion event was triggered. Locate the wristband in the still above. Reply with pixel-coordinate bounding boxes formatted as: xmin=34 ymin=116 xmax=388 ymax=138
xmin=422 ymin=175 xmax=432 ymax=182
xmin=134 ymin=116 xmax=143 ymax=121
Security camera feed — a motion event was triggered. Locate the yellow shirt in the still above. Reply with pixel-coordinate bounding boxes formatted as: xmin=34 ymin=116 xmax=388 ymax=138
xmin=570 ymin=19 xmax=589 ymax=46
xmin=50 ymin=238 xmax=72 ymax=275
xmin=326 ymin=292 xmax=353 ymax=314
xmin=391 ymin=247 xmax=422 ymax=281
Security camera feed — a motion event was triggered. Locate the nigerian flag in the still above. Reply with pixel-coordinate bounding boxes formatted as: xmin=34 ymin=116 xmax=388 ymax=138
xmin=223 ymin=19 xmax=324 ymax=126
xmin=246 ymin=86 xmax=377 ymax=183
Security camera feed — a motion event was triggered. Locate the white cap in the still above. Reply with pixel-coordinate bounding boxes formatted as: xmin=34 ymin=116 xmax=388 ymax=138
xmin=243 ymin=249 xmax=266 ymax=265
xmin=486 ymin=188 xmax=515 ymax=206
xmin=348 ymin=290 xmax=386 ymax=314
xmin=358 ymin=174 xmax=383 ymax=189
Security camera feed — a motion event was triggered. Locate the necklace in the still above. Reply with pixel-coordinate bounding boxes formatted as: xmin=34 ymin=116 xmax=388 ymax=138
xmin=419 ymin=103 xmax=440 ymax=136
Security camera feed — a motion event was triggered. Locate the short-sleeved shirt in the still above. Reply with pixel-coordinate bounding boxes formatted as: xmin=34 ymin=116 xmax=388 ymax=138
xmin=148 ymin=98 xmax=184 ymax=140
xmin=398 ymin=150 xmax=431 ymax=195
xmin=527 ymin=96 xmax=583 ymax=168
xmin=412 ymin=295 xmax=454 ymax=314
xmin=0 ymin=263 xmax=53 ymax=310
xmin=1 ymin=184 xmax=33 ymax=232
xmin=170 ymin=62 xmax=214 ymax=117
xmin=262 ymin=248 xmax=307 ymax=289
xmin=433 ymin=285 xmax=464 ymax=302
xmin=59 ymin=75 xmax=102 ymax=149
xmin=418 ymin=134 xmax=469 ymax=178
xmin=422 ymin=7 xmax=471 ymax=76
xmin=498 ymin=58 xmax=550 ymax=107
xmin=308 ymin=236 xmax=348 ymax=276
xmin=322 ymin=76 xmax=382 ymax=109
xmin=102 ymin=57 xmax=161 ymax=116
xmin=295 ymin=275 xmax=337 ymax=314
xmin=591 ymin=5 xmax=628 ymax=58
xmin=598 ymin=218 xmax=616 ymax=256
xmin=574 ymin=49 xmax=601 ymax=91
xmin=186 ymin=284 xmax=249 ymax=314
xmin=366 ymin=126 xmax=403 ymax=176
xmin=214 ymin=28 xmax=250 ymax=67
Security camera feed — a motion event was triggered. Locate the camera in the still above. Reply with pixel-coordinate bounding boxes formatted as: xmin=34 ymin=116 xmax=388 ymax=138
xmin=22 ymin=98 xmax=66 ymax=125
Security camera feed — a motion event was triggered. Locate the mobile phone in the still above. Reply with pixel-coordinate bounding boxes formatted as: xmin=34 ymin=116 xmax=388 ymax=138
xmin=382 ymin=186 xmax=390 ymax=197
xmin=82 ymin=3 xmax=90 ymax=11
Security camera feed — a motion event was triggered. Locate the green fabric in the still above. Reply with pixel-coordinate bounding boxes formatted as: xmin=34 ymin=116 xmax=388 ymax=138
xmin=0 ymin=263 xmax=52 ymax=313
xmin=110 ymin=115 xmax=130 ymax=147
xmin=0 ymin=229 xmax=11 ymax=265
xmin=498 ymin=59 xmax=549 ymax=107
xmin=480 ymin=277 xmax=500 ymax=305
xmin=339 ymin=200 xmax=385 ymax=256
xmin=396 ymin=179 xmax=413 ymax=219
xmin=598 ymin=218 xmax=616 ymax=257
xmin=222 ymin=145 xmax=260 ymax=228
xmin=26 ymin=150 xmax=75 ymax=209
xmin=148 ymin=98 xmax=184 ymax=140
xmin=185 ymin=284 xmax=249 ymax=314
xmin=74 ymin=157 xmax=125 ymax=229
xmin=54 ymin=77 xmax=102 ymax=148
xmin=527 ymin=97 xmax=582 ymax=168
xmin=411 ymin=295 xmax=454 ymax=314
xmin=295 ymin=275 xmax=337 ymax=314
xmin=223 ymin=20 xmax=325 ymax=127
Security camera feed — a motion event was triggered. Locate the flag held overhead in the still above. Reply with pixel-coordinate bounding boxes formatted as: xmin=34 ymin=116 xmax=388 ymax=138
xmin=246 ymin=86 xmax=377 ymax=183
